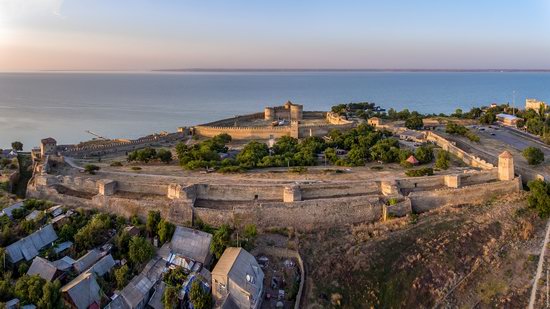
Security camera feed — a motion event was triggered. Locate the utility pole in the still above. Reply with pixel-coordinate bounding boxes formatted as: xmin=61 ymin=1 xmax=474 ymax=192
xmin=512 ymin=90 xmax=516 ymax=116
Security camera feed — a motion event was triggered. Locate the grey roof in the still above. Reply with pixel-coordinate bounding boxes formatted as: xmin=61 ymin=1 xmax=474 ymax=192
xmin=1 ymin=201 xmax=23 ymax=219
xmin=5 ymin=224 xmax=58 ymax=263
xmin=54 ymin=241 xmax=73 ymax=254
xmin=170 ymin=226 xmax=213 ymax=264
xmin=157 ymin=242 xmax=171 ymax=261
xmin=51 ymin=214 xmax=69 ymax=225
xmin=21 ymin=305 xmax=36 ymax=309
xmin=104 ymin=295 xmax=130 ymax=309
xmin=53 ymin=256 xmax=76 ymax=271
xmin=91 ymin=254 xmax=116 ymax=277
xmin=117 ymin=257 xmax=166 ymax=309
xmin=27 ymin=256 xmax=58 ymax=281
xmin=73 ymin=249 xmax=102 ymax=273
xmin=146 ymin=281 xmax=165 ymax=309
xmin=61 ymin=272 xmax=101 ymax=309
xmin=26 ymin=210 xmax=42 ymax=221
xmin=47 ymin=205 xmax=64 ymax=217
xmin=5 ymin=298 xmax=19 ymax=309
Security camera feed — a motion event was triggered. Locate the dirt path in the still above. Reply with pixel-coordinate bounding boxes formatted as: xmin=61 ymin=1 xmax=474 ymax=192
xmin=529 ymin=219 xmax=550 ymax=309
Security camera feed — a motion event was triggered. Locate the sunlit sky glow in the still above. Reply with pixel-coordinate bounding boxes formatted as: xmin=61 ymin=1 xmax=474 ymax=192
xmin=1 ymin=0 xmax=550 ymax=71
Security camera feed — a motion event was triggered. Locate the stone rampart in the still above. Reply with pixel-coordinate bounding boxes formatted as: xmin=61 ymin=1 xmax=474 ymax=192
xmin=194 ymin=125 xmax=294 ymax=140
xmin=426 ymin=131 xmax=494 ymax=169
xmin=195 ymin=183 xmax=283 ymax=201
xmin=408 ymin=177 xmax=522 ymax=213
xmin=326 ymin=112 xmax=354 ymax=125
xmin=300 ymin=182 xmax=379 ymax=200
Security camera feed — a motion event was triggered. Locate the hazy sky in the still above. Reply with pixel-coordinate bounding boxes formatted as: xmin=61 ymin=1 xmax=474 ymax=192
xmin=1 ymin=0 xmax=550 ymax=71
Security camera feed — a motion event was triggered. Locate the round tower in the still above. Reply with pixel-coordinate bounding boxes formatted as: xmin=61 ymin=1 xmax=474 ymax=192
xmin=264 ymin=107 xmax=275 ymax=121
xmin=498 ymin=150 xmax=514 ymax=181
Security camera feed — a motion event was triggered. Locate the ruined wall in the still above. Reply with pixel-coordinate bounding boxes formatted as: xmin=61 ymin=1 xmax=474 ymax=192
xmin=460 ymin=169 xmax=498 ymax=185
xmin=194 ymin=125 xmax=293 ymax=140
xmin=300 ymin=182 xmax=379 ymax=200
xmin=408 ymin=177 xmax=522 ymax=213
xmin=426 ymin=132 xmax=494 ymax=169
xmin=326 ymin=112 xmax=354 ymax=125
xmin=115 ymin=181 xmax=168 ymax=196
xmin=195 ymin=184 xmax=283 ymax=201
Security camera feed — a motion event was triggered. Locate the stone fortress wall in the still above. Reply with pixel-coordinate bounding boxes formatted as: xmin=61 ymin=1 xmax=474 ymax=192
xmin=193 ymin=101 xmax=356 ymax=140
xmin=27 ymin=153 xmax=521 ymax=231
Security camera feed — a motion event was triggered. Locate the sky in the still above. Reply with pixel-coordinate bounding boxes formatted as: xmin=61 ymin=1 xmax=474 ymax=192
xmin=1 ymin=0 xmax=550 ymax=71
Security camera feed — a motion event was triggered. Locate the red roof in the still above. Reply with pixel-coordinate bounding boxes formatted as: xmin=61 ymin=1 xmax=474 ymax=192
xmin=406 ymin=155 xmax=419 ymax=165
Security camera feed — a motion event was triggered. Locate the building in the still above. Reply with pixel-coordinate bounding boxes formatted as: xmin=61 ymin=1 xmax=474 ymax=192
xmin=525 ymin=98 xmax=547 ymax=111
xmin=498 ymin=151 xmax=515 ymax=181
xmin=73 ymin=249 xmax=103 ymax=274
xmin=406 ymin=155 xmax=419 ymax=166
xmin=5 ymin=224 xmax=58 ymax=263
xmin=212 ymin=247 xmax=264 ymax=309
xmin=90 ymin=254 xmax=116 ymax=277
xmin=398 ymin=130 xmax=425 ymax=143
xmin=0 ymin=201 xmax=24 ymax=219
xmin=163 ymin=226 xmax=213 ymax=270
xmin=106 ymin=257 xmax=166 ymax=309
xmin=496 ymin=113 xmax=522 ymax=126
xmin=61 ymin=272 xmax=102 ymax=309
xmin=40 ymin=138 xmax=57 ymax=157
xmin=264 ymin=101 xmax=303 ymax=122
xmin=27 ymin=256 xmax=60 ymax=281
xmin=367 ymin=117 xmax=384 ymax=127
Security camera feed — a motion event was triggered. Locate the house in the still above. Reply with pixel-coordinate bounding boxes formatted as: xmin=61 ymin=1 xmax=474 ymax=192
xmin=212 ymin=247 xmax=264 ymax=309
xmin=525 ymin=98 xmax=547 ymax=111
xmin=47 ymin=205 xmax=64 ymax=217
xmin=73 ymin=249 xmax=103 ymax=273
xmin=90 ymin=254 xmax=116 ymax=277
xmin=5 ymin=298 xmax=19 ymax=309
xmin=5 ymin=224 xmax=58 ymax=263
xmin=25 ymin=210 xmax=43 ymax=221
xmin=146 ymin=281 xmax=165 ymax=309
xmin=1 ymin=201 xmax=24 ymax=219
xmin=27 ymin=256 xmax=60 ymax=281
xmin=40 ymin=138 xmax=57 ymax=157
xmin=53 ymin=256 xmax=77 ymax=271
xmin=105 ymin=257 xmax=166 ymax=309
xmin=164 ymin=226 xmax=213 ymax=270
xmin=61 ymin=272 xmax=102 ymax=309
xmin=496 ymin=113 xmax=523 ymax=126
xmin=51 ymin=213 xmax=70 ymax=228
xmin=54 ymin=241 xmax=73 ymax=254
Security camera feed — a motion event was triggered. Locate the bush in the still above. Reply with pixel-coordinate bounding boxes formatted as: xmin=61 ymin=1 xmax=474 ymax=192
xmin=527 ymin=180 xmax=550 ymax=218
xmin=131 ymin=166 xmax=142 ymax=171
xmin=405 ymin=116 xmax=423 ymax=130
xmin=84 ymin=164 xmax=100 ymax=174
xmin=523 ymin=146 xmax=544 ymax=165
xmin=217 ymin=166 xmax=244 ymax=174
xmin=128 ymin=236 xmax=155 ymax=265
xmin=414 ymin=145 xmax=434 ymax=164
xmin=435 ymin=150 xmax=450 ymax=170
xmin=110 ymin=161 xmax=123 ymax=167
xmin=405 ymin=167 xmax=434 ymax=177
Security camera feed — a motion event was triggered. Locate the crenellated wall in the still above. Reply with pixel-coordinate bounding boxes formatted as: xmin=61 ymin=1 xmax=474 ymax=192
xmin=426 ymin=131 xmax=494 ymax=169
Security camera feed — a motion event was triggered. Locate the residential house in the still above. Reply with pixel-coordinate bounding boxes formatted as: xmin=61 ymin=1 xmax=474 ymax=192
xmin=1 ymin=201 xmax=24 ymax=219
xmin=5 ymin=224 xmax=58 ymax=263
xmin=61 ymin=272 xmax=102 ymax=309
xmin=27 ymin=256 xmax=60 ymax=281
xmin=163 ymin=226 xmax=213 ymax=271
xmin=212 ymin=247 xmax=264 ymax=309
xmin=73 ymin=249 xmax=102 ymax=274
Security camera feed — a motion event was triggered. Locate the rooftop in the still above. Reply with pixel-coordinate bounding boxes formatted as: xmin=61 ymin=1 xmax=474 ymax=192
xmin=27 ymin=256 xmax=58 ymax=281
xmin=5 ymin=224 xmax=58 ymax=263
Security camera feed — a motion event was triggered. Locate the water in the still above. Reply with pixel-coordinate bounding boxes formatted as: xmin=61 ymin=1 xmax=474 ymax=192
xmin=1 ymin=71 xmax=550 ymax=150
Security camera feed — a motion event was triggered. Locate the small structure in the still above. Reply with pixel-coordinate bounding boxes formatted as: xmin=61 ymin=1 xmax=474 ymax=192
xmin=90 ymin=254 xmax=116 ymax=277
xmin=47 ymin=205 xmax=64 ymax=217
xmin=61 ymin=272 xmax=102 ymax=309
xmin=25 ymin=210 xmax=43 ymax=221
xmin=27 ymin=256 xmax=59 ymax=281
xmin=422 ymin=118 xmax=440 ymax=130
xmin=367 ymin=117 xmax=384 ymax=127
xmin=0 ymin=201 xmax=24 ymax=219
xmin=123 ymin=225 xmax=141 ymax=237
xmin=0 ymin=149 xmax=18 ymax=159
xmin=166 ymin=226 xmax=213 ymax=270
xmin=283 ymin=185 xmax=302 ymax=203
xmin=212 ymin=247 xmax=265 ymax=309
xmin=40 ymin=138 xmax=57 ymax=157
xmin=53 ymin=256 xmax=77 ymax=271
xmin=98 ymin=179 xmax=117 ymax=196
xmin=73 ymin=249 xmax=103 ymax=274
xmin=5 ymin=298 xmax=19 ymax=309
xmin=5 ymin=224 xmax=58 ymax=263
xmin=496 ymin=113 xmax=522 ymax=126
xmin=398 ymin=130 xmax=425 ymax=143
xmin=146 ymin=281 xmax=165 ymax=309
xmin=525 ymin=98 xmax=547 ymax=111
xmin=498 ymin=151 xmax=515 ymax=181
xmin=406 ymin=155 xmax=419 ymax=166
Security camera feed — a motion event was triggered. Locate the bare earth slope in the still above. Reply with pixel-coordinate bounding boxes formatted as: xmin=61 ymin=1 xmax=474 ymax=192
xmin=300 ymin=192 xmax=544 ymax=308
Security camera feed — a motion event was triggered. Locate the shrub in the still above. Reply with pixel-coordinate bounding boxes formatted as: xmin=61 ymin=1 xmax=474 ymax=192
xmin=110 ymin=161 xmax=123 ymax=167
xmin=405 ymin=116 xmax=423 ymax=130
xmin=405 ymin=167 xmax=434 ymax=177
xmin=523 ymin=146 xmax=544 ymax=165
xmin=131 ymin=166 xmax=142 ymax=171
xmin=84 ymin=164 xmax=100 ymax=174
xmin=527 ymin=180 xmax=550 ymax=218
xmin=435 ymin=150 xmax=450 ymax=170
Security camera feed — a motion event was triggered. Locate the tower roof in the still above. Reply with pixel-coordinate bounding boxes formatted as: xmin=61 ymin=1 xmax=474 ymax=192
xmin=499 ymin=150 xmax=513 ymax=159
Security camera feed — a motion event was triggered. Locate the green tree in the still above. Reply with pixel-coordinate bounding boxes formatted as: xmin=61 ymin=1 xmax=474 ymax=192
xmin=414 ymin=145 xmax=434 ymax=164
xmin=15 ymin=275 xmax=45 ymax=305
xmin=128 ymin=236 xmax=155 ymax=265
xmin=237 ymin=141 xmax=269 ymax=168
xmin=210 ymin=224 xmax=232 ymax=259
xmin=157 ymin=219 xmax=175 ymax=244
xmin=189 ymin=280 xmax=212 ymax=309
xmin=163 ymin=285 xmax=179 ymax=309
xmin=146 ymin=210 xmax=161 ymax=237
xmin=38 ymin=280 xmax=62 ymax=309
xmin=527 ymin=180 xmax=550 ymax=218
xmin=11 ymin=141 xmax=23 ymax=151
xmin=435 ymin=150 xmax=450 ymax=170
xmin=523 ymin=146 xmax=545 ymax=165
xmin=156 ymin=149 xmax=173 ymax=164
xmin=479 ymin=112 xmax=496 ymax=125
xmin=114 ymin=265 xmax=130 ymax=289
xmin=405 ymin=116 xmax=423 ymax=130
xmin=84 ymin=164 xmax=100 ymax=174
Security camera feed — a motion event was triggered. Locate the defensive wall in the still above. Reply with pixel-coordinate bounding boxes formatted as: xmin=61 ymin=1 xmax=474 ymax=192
xmin=27 ymin=164 xmax=521 ymax=231
xmin=58 ymin=132 xmax=185 ymax=158
xmin=426 ymin=131 xmax=494 ymax=169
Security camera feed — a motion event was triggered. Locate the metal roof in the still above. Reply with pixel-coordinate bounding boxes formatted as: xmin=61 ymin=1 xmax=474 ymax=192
xmin=170 ymin=226 xmax=213 ymax=264
xmin=73 ymin=249 xmax=102 ymax=273
xmin=116 ymin=257 xmax=166 ymax=309
xmin=496 ymin=113 xmax=521 ymax=121
xmin=27 ymin=256 xmax=58 ymax=281
xmin=61 ymin=272 xmax=101 ymax=309
xmin=53 ymin=256 xmax=76 ymax=271
xmin=5 ymin=224 xmax=58 ymax=263
xmin=54 ymin=241 xmax=73 ymax=254
xmin=146 ymin=281 xmax=165 ymax=309
xmin=91 ymin=254 xmax=115 ymax=277
xmin=1 ymin=202 xmax=23 ymax=219
xmin=25 ymin=210 xmax=42 ymax=221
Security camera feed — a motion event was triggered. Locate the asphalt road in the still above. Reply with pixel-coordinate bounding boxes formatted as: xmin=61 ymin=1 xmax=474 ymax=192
xmin=475 ymin=125 xmax=550 ymax=157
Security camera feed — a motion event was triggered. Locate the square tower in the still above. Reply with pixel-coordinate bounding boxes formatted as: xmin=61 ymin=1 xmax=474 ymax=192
xmin=498 ymin=151 xmax=514 ymax=181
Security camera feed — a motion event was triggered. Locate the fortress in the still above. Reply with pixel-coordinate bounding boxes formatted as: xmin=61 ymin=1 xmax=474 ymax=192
xmin=192 ymin=101 xmax=356 ymax=140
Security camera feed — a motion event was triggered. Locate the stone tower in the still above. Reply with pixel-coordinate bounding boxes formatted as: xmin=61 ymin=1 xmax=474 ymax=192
xmin=498 ymin=150 xmax=514 ymax=181
xmin=264 ymin=107 xmax=275 ymax=121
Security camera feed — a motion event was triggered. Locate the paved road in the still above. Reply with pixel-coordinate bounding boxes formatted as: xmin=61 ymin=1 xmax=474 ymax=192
xmin=475 ymin=125 xmax=550 ymax=156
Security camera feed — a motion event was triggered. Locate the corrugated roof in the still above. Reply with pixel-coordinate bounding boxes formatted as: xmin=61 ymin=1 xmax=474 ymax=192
xmin=26 ymin=210 xmax=42 ymax=221
xmin=5 ymin=224 xmax=58 ymax=263
xmin=118 ymin=257 xmax=166 ymax=309
xmin=53 ymin=256 xmax=76 ymax=271
xmin=1 ymin=202 xmax=23 ymax=218
xmin=27 ymin=256 xmax=58 ymax=281
xmin=146 ymin=281 xmax=165 ymax=309
xmin=54 ymin=241 xmax=73 ymax=254
xmin=61 ymin=272 xmax=101 ymax=309
xmin=91 ymin=254 xmax=115 ymax=277
xmin=170 ymin=226 xmax=212 ymax=264
xmin=74 ymin=249 xmax=102 ymax=273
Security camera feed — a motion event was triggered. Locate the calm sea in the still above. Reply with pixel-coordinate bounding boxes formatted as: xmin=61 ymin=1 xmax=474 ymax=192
xmin=1 ymin=71 xmax=550 ymax=150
